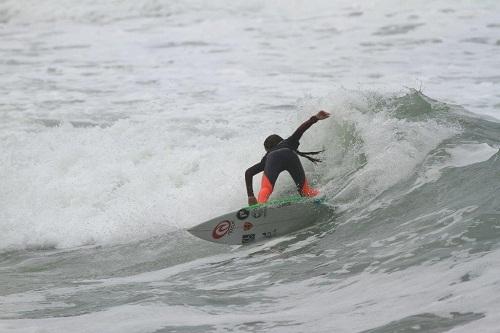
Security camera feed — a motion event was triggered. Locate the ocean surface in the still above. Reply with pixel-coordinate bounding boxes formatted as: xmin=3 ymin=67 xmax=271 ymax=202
xmin=1 ymin=1 xmax=500 ymax=332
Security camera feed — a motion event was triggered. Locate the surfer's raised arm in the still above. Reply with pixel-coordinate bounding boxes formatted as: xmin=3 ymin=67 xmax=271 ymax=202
xmin=245 ymin=111 xmax=330 ymax=206
xmin=288 ymin=110 xmax=330 ymax=143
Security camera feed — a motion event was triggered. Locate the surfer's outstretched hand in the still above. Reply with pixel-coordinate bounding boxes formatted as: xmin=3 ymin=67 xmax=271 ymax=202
xmin=316 ymin=110 xmax=330 ymax=120
xmin=248 ymin=196 xmax=258 ymax=206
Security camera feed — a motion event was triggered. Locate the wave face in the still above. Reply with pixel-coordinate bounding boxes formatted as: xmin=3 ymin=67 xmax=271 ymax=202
xmin=1 ymin=0 xmax=500 ymax=332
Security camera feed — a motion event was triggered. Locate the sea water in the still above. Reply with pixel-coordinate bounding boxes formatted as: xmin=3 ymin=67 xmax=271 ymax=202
xmin=1 ymin=1 xmax=500 ymax=332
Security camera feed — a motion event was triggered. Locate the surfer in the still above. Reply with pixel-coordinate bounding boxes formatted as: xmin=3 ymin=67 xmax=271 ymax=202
xmin=245 ymin=110 xmax=330 ymax=205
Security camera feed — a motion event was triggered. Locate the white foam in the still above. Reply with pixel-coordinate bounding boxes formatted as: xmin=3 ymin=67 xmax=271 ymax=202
xmin=0 ymin=116 xmax=270 ymax=249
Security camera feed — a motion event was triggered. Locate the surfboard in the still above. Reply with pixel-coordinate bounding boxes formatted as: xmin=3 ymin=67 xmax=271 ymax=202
xmin=187 ymin=196 xmax=332 ymax=245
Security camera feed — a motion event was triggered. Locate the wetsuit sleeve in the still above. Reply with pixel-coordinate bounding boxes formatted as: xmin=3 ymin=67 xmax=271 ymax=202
xmin=289 ymin=116 xmax=319 ymax=142
xmin=245 ymin=162 xmax=264 ymax=197
xmin=282 ymin=116 xmax=319 ymax=150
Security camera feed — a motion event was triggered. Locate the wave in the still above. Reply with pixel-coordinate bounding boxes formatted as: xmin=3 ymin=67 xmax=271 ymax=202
xmin=0 ymin=89 xmax=498 ymax=251
xmin=307 ymin=90 xmax=500 ymax=276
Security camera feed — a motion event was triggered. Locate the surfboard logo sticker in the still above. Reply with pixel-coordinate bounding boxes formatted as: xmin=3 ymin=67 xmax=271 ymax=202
xmin=212 ymin=220 xmax=234 ymax=239
xmin=242 ymin=234 xmax=255 ymax=244
xmin=236 ymin=209 xmax=249 ymax=220
xmin=243 ymin=222 xmax=253 ymax=231
xmin=262 ymin=229 xmax=277 ymax=239
xmin=251 ymin=207 xmax=266 ymax=218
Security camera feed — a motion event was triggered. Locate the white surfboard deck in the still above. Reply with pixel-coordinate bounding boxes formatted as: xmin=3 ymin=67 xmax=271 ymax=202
xmin=187 ymin=196 xmax=332 ymax=245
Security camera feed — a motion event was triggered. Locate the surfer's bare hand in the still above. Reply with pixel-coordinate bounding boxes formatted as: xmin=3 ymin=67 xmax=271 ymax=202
xmin=316 ymin=110 xmax=330 ymax=120
xmin=248 ymin=196 xmax=258 ymax=206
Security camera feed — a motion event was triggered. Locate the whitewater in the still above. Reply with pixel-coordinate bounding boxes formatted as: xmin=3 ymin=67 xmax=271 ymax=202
xmin=1 ymin=1 xmax=499 ymax=332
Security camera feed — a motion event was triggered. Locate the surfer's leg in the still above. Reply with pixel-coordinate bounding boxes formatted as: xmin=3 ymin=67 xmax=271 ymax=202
xmin=287 ymin=152 xmax=319 ymax=197
xmin=257 ymin=150 xmax=284 ymax=203
xmin=257 ymin=173 xmax=274 ymax=203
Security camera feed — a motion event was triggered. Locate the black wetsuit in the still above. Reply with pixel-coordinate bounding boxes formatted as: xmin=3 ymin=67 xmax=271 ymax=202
xmin=245 ymin=116 xmax=319 ymax=203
